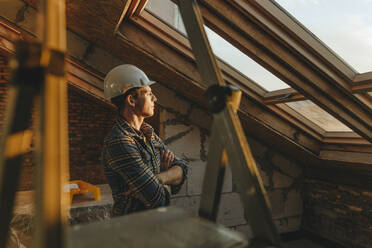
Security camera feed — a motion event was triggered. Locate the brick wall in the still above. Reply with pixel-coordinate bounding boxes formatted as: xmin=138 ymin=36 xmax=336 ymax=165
xmin=0 ymin=54 xmax=35 ymax=191
xmin=303 ymin=179 xmax=372 ymax=248
xmin=0 ymin=54 xmax=115 ymax=189
xmin=67 ymin=85 xmax=116 ymax=184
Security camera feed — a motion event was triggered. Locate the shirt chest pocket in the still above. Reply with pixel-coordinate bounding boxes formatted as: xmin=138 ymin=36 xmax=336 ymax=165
xmin=152 ymin=141 xmax=163 ymax=159
xmin=139 ymin=147 xmax=152 ymax=163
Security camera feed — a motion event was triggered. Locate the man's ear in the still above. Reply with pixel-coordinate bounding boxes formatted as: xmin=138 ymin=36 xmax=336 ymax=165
xmin=127 ymin=94 xmax=135 ymax=107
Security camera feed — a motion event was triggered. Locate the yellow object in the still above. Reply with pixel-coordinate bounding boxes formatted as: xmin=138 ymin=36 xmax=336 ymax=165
xmin=68 ymin=180 xmax=101 ymax=204
xmin=5 ymin=130 xmax=33 ymax=158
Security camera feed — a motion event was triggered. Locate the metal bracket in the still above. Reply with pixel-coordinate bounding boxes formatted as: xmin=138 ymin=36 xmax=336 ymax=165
xmin=205 ymin=84 xmax=240 ymax=113
xmin=11 ymin=41 xmax=65 ymax=78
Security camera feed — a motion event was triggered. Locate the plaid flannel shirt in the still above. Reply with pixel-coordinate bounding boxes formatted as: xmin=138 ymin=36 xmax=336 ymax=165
xmin=102 ymin=116 xmax=188 ymax=216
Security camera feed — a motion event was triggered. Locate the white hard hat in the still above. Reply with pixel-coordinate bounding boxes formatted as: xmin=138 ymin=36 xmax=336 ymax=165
xmin=104 ymin=64 xmax=155 ymax=100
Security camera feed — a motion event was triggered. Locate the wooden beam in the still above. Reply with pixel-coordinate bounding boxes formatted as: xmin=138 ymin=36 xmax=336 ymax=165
xmin=66 ymin=58 xmax=105 ymax=100
xmin=353 ymin=71 xmax=372 ymax=84
xmin=305 ymin=162 xmax=372 ymax=190
xmin=198 ymin=0 xmax=372 ymax=143
xmin=352 ymin=84 xmax=372 ymax=93
xmin=320 ymin=150 xmax=372 ymax=165
xmin=352 ymin=71 xmax=372 ymax=93
xmin=263 ymin=88 xmax=306 ymax=104
xmin=0 ymin=19 xmax=21 ymax=55
xmin=114 ymin=0 xmax=132 ymax=33
xmin=352 ymin=72 xmax=372 ymax=93
xmin=133 ymin=0 xmax=149 ymax=17
xmin=321 ymin=143 xmax=372 ymax=154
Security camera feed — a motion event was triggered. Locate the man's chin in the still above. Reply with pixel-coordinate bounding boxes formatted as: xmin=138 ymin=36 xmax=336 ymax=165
xmin=143 ymin=112 xmax=154 ymax=118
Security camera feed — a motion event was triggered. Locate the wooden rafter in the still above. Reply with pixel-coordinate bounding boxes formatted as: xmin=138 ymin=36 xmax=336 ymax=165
xmin=352 ymin=71 xmax=372 ymax=93
xmin=263 ymin=88 xmax=306 ymax=104
xmin=114 ymin=0 xmax=148 ymax=33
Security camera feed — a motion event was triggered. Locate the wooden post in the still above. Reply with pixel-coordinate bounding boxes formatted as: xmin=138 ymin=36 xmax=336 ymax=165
xmin=33 ymin=0 xmax=69 ymax=247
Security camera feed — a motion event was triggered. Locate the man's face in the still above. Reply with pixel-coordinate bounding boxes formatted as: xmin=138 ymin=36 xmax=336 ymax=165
xmin=133 ymin=86 xmax=157 ymax=117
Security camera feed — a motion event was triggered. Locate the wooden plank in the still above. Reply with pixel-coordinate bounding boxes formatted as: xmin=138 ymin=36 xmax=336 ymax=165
xmin=66 ymin=58 xmax=104 ymax=90
xmin=320 ymin=150 xmax=372 ymax=165
xmin=114 ymin=0 xmax=132 ymax=33
xmin=353 ymin=71 xmax=372 ymax=84
xmin=321 ymin=144 xmax=372 ymax=154
xmin=323 ymin=132 xmax=361 ymax=138
xmin=264 ymin=88 xmax=306 ymax=104
xmin=352 ymin=83 xmax=372 ymax=93
xmin=133 ymin=0 xmax=149 ymax=17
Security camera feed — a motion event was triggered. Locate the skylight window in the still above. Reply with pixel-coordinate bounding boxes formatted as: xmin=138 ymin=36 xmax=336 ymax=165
xmin=204 ymin=26 xmax=290 ymax=91
xmin=145 ymin=0 xmax=290 ymax=91
xmin=275 ymin=0 xmax=372 ymax=73
xmin=286 ymin=100 xmax=352 ymax=132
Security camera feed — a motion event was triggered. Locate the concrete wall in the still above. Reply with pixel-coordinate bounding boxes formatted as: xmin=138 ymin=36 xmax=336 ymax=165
xmin=152 ymin=83 xmax=304 ymax=237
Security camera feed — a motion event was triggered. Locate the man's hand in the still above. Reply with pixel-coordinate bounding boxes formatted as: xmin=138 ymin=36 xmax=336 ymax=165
xmin=160 ymin=149 xmax=174 ymax=171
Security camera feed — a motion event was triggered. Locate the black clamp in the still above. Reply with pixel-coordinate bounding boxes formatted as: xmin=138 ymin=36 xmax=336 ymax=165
xmin=205 ymin=84 xmax=240 ymax=113
xmin=10 ymin=41 xmax=65 ymax=88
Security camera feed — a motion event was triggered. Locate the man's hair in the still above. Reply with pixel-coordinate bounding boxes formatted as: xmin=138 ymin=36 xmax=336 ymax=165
xmin=111 ymin=87 xmax=139 ymax=113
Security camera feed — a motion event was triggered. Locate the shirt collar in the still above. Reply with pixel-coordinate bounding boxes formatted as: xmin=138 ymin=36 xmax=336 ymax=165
xmin=116 ymin=115 xmax=155 ymax=141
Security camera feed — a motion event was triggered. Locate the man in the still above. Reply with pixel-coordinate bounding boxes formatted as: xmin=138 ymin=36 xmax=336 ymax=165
xmin=102 ymin=64 xmax=188 ymax=216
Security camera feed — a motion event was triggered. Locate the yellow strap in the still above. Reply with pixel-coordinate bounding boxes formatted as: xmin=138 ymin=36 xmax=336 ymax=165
xmin=5 ymin=130 xmax=33 ymax=158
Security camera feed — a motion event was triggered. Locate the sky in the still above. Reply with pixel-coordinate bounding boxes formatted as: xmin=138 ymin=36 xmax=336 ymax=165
xmin=275 ymin=0 xmax=372 ymax=73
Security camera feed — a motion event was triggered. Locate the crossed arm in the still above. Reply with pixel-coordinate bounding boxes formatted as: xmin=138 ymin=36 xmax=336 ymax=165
xmin=154 ymin=137 xmax=188 ymax=193
xmin=105 ymin=136 xmax=187 ymax=208
xmin=106 ymin=137 xmax=170 ymax=208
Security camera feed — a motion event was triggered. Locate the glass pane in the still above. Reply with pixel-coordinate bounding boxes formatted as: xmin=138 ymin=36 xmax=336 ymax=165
xmin=204 ymin=26 xmax=290 ymax=91
xmin=275 ymin=0 xmax=372 ymax=73
xmin=145 ymin=0 xmax=186 ymax=34
xmin=286 ymin=100 xmax=352 ymax=132
xmin=145 ymin=0 xmax=290 ymax=91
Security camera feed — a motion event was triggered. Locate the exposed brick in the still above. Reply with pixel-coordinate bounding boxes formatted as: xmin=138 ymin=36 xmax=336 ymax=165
xmin=303 ymin=179 xmax=372 ymax=248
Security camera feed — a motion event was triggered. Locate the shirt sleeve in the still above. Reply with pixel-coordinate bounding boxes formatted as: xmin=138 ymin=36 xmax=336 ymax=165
xmin=154 ymin=134 xmax=188 ymax=195
xmin=105 ymin=136 xmax=170 ymax=209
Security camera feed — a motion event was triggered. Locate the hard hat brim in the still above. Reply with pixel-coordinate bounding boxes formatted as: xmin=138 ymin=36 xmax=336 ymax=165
xmin=121 ymin=80 xmax=156 ymax=96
